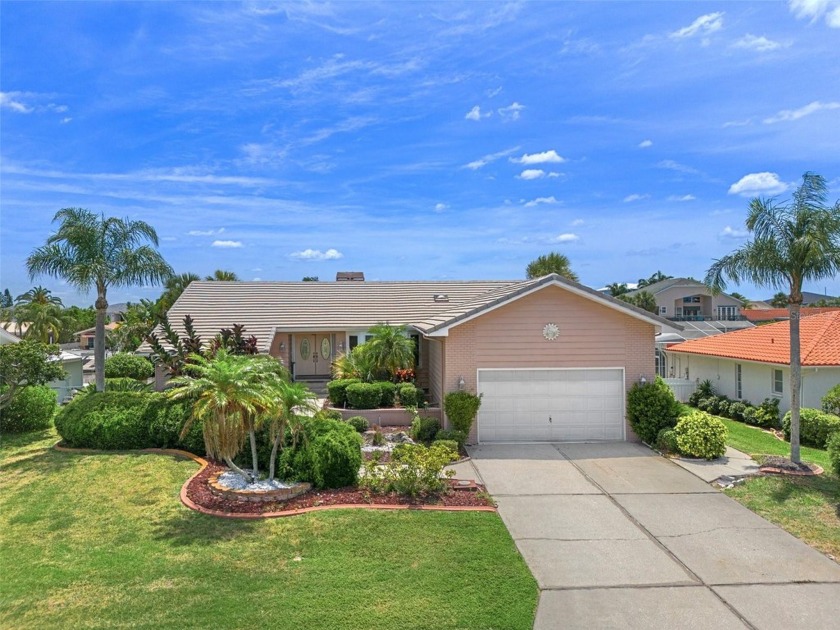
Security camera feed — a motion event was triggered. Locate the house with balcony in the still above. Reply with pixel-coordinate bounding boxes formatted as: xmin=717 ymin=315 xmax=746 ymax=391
xmin=624 ymin=277 xmax=744 ymax=321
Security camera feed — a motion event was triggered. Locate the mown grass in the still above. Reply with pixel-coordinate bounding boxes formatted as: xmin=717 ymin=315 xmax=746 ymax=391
xmin=718 ymin=416 xmax=831 ymax=470
xmin=0 ymin=429 xmax=537 ymax=629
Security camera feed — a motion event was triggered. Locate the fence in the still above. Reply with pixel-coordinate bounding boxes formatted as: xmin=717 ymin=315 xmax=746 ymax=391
xmin=663 ymin=378 xmax=697 ymax=403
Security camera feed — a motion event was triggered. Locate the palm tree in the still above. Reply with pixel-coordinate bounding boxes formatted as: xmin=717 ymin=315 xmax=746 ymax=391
xmin=525 ymin=252 xmax=579 ymax=281
xmin=10 ymin=286 xmax=64 ymax=342
xmin=267 ymin=380 xmax=318 ymax=481
xmin=360 ymin=323 xmax=415 ymax=379
xmin=770 ymin=291 xmax=789 ymax=308
xmin=158 ymin=272 xmax=201 ymax=311
xmin=706 ymin=172 xmax=840 ymax=464
xmin=205 ymin=269 xmax=239 ymax=281
xmin=606 ymin=282 xmax=629 ymax=297
xmin=728 ymin=292 xmax=752 ymax=310
xmin=27 ymin=208 xmax=173 ymax=391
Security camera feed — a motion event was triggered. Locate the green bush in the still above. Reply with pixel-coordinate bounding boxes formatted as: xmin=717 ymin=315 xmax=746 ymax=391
xmin=279 ymin=417 xmax=362 ymax=487
xmin=726 ymin=401 xmax=748 ymax=422
xmin=411 ymin=415 xmax=440 ymax=443
xmin=375 ymin=381 xmax=397 ymax=407
xmin=104 ymin=377 xmax=152 ymax=392
xmin=826 ymin=432 xmax=840 ymax=476
xmin=0 ymin=385 xmax=57 ymax=433
xmin=361 ymin=443 xmax=454 ymax=497
xmin=626 ymin=377 xmax=681 ymax=444
xmin=822 ymin=384 xmax=840 ymax=416
xmin=688 ymin=380 xmax=716 ymax=407
xmin=397 ymin=383 xmax=419 ymax=407
xmin=318 ymin=408 xmax=344 ymax=422
xmin=311 ymin=430 xmax=362 ymax=489
xmin=55 ymin=391 xmax=154 ymax=449
xmin=104 ymin=353 xmax=154 ymax=380
xmin=436 ymin=428 xmax=467 ymax=449
xmin=754 ymin=398 xmax=781 ymax=428
xmin=346 ymin=415 xmax=369 ymax=433
xmin=346 ymin=382 xmax=382 ymax=409
xmin=326 ymin=379 xmax=360 ymax=408
xmin=741 ymin=406 xmax=758 ymax=426
xmin=655 ymin=428 xmax=679 ymax=454
xmin=674 ymin=410 xmax=727 ymax=460
xmin=432 ymin=439 xmax=460 ymax=460
xmin=145 ymin=396 xmax=205 ymax=455
xmin=444 ymin=391 xmax=482 ymax=436
xmin=782 ymin=408 xmax=840 ymax=449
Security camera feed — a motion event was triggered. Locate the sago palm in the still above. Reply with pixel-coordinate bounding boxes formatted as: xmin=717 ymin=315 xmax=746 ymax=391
xmin=706 ymin=172 xmax=840 ymax=463
xmin=267 ymin=380 xmax=318 ymax=481
xmin=360 ymin=323 xmax=415 ymax=380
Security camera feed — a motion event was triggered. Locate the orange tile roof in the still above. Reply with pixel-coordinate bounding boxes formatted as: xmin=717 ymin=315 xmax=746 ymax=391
xmin=742 ymin=307 xmax=840 ymax=323
xmin=667 ymin=310 xmax=840 ymax=366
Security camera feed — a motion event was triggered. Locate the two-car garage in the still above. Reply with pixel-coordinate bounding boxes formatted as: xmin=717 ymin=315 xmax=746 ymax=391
xmin=476 ymin=368 xmax=626 ymax=443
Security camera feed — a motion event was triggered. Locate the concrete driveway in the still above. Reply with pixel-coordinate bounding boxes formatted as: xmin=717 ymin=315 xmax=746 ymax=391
xmin=465 ymin=442 xmax=840 ymax=630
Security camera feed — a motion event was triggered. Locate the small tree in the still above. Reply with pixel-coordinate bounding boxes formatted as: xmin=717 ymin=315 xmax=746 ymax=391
xmin=525 ymin=252 xmax=579 ymax=281
xmin=357 ymin=323 xmax=415 ymax=380
xmin=0 ymin=340 xmax=65 ymax=411
xmin=619 ymin=290 xmax=658 ymax=314
xmin=444 ymin=391 xmax=482 ymax=436
xmin=267 ymin=380 xmax=317 ymax=481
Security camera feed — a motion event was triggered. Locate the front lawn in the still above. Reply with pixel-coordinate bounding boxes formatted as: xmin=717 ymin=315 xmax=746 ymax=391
xmin=0 ymin=430 xmax=538 ymax=629
xmin=719 ymin=416 xmax=831 ymax=470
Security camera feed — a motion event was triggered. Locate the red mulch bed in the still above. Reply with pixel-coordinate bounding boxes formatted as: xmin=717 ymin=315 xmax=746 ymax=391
xmin=186 ymin=462 xmax=494 ymax=515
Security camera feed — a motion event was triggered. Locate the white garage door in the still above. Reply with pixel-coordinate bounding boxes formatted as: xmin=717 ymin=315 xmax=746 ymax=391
xmin=477 ymin=368 xmax=625 ymax=442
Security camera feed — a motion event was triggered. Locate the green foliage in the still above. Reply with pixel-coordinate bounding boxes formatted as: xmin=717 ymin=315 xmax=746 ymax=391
xmin=145 ymin=396 xmax=205 ymax=454
xmin=618 ymin=290 xmax=657 ymax=314
xmin=278 ymin=417 xmax=362 ymax=488
xmin=444 ymin=391 xmax=482 ymax=436
xmin=103 ymin=377 xmax=152 ymax=392
xmin=358 ymin=323 xmax=415 ymax=379
xmin=626 ymin=377 xmax=681 ymax=444
xmin=674 ymin=410 xmax=727 ymax=460
xmin=436 ymin=428 xmax=467 ymax=449
xmin=372 ymin=428 xmax=385 ymax=446
xmin=346 ymin=382 xmax=382 ymax=409
xmin=58 ymin=305 xmax=96 ymax=343
xmin=346 ymin=415 xmax=369 ymax=433
xmin=104 ymin=353 xmax=154 ymax=380
xmin=782 ymin=408 xmax=840 ymax=449
xmin=318 ymin=408 xmax=344 ymax=422
xmin=397 ymin=383 xmax=419 ymax=407
xmin=311 ymin=430 xmax=362 ymax=489
xmin=375 ymin=381 xmax=397 ymax=407
xmin=754 ymin=397 xmax=781 ymax=428
xmin=741 ymin=406 xmax=758 ymax=425
xmin=361 ymin=443 xmax=455 ymax=498
xmin=0 ymin=340 xmax=65 ymax=410
xmin=55 ymin=391 xmax=153 ymax=450
xmin=827 ymin=432 xmax=840 ymax=476
xmin=655 ymin=428 xmax=679 ymax=454
xmin=0 ymin=385 xmax=57 ymax=433
xmin=822 ymin=384 xmax=840 ymax=416
xmin=726 ymin=401 xmax=748 ymax=422
xmin=411 ymin=415 xmax=440 ymax=443
xmin=327 ymin=378 xmax=361 ymax=407
xmin=431 ymin=439 xmax=460 ymax=460
xmin=525 ymin=252 xmax=578 ymax=282
xmin=688 ymin=380 xmax=716 ymax=407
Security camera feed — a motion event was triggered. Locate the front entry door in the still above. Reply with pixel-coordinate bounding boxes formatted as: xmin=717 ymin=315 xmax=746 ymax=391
xmin=298 ymin=334 xmax=333 ymax=377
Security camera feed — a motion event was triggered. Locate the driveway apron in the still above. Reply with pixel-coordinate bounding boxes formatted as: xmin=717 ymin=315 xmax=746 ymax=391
xmin=467 ymin=442 xmax=840 ymax=630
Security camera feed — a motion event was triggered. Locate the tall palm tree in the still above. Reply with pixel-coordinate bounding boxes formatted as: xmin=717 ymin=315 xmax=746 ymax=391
xmin=706 ymin=172 xmax=840 ymax=463
xmin=525 ymin=252 xmax=579 ymax=281
xmin=27 ymin=208 xmax=173 ymax=391
xmin=158 ymin=272 xmax=201 ymax=311
xmin=360 ymin=323 xmax=415 ymax=379
xmin=206 ymin=269 xmax=240 ymax=281
xmin=606 ymin=282 xmax=629 ymax=297
xmin=10 ymin=286 xmax=64 ymax=342
xmin=267 ymin=380 xmax=318 ymax=481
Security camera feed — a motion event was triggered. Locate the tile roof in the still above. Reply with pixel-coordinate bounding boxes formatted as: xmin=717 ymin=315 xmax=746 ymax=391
xmin=741 ymin=307 xmax=840 ymax=323
xmin=667 ymin=310 xmax=840 ymax=367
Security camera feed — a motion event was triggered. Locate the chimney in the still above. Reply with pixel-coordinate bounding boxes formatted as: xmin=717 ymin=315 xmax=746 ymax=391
xmin=336 ymin=271 xmax=365 ymax=282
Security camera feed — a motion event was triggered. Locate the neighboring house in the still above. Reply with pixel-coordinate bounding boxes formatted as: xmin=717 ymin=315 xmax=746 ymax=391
xmin=664 ymin=311 xmax=840 ymax=415
xmin=625 ymin=277 xmax=744 ymax=321
xmin=151 ymin=274 xmax=676 ymax=444
xmin=0 ymin=327 xmax=83 ymax=401
xmin=742 ymin=307 xmax=840 ymax=324
xmin=0 ymin=327 xmax=22 ymax=345
xmin=763 ymin=291 xmax=838 ymax=307
xmin=75 ymin=322 xmax=120 ymax=349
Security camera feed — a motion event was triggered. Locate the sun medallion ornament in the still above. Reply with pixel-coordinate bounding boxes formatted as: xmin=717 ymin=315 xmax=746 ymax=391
xmin=542 ymin=323 xmax=560 ymax=341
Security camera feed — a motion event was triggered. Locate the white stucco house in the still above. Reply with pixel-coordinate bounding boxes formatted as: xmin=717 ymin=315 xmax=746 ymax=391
xmin=0 ymin=329 xmax=84 ymax=402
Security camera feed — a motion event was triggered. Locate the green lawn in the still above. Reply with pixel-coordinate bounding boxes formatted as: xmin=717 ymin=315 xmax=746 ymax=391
xmin=0 ymin=430 xmax=538 ymax=630
xmin=718 ymin=417 xmax=831 ymax=470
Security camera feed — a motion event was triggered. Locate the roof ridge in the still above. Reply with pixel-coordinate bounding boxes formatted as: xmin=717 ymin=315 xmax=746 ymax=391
xmin=801 ymin=311 xmax=839 ymax=364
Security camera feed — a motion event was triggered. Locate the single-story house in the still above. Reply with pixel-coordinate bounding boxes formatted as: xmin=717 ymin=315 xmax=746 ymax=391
xmin=664 ymin=310 xmax=840 ymax=415
xmin=0 ymin=328 xmax=84 ymax=402
xmin=153 ymin=273 xmax=676 ymax=444
xmin=75 ymin=322 xmax=119 ymax=349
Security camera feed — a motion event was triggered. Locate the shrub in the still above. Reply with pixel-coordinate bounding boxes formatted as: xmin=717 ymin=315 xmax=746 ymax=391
xmin=346 ymin=415 xmax=369 ymax=433
xmin=372 ymin=428 xmax=385 ymax=446
xmin=742 ymin=406 xmax=758 ymax=425
xmin=361 ymin=443 xmax=454 ymax=498
xmin=626 ymin=377 xmax=681 ymax=444
xmin=436 ymin=428 xmax=467 ymax=449
xmin=444 ymin=391 xmax=482 ymax=436
xmin=104 ymin=353 xmax=154 ymax=380
xmin=145 ymin=396 xmax=205 ymax=454
xmin=689 ymin=380 xmax=715 ymax=407
xmin=655 ymin=428 xmax=679 ymax=454
xmin=822 ymin=384 xmax=840 ymax=416
xmin=346 ymin=382 xmax=382 ymax=409
xmin=318 ymin=408 xmax=343 ymax=422
xmin=411 ymin=415 xmax=440 ymax=443
xmin=279 ymin=417 xmax=362 ymax=487
xmin=727 ymin=401 xmax=748 ymax=423
xmin=696 ymin=397 xmax=716 ymax=413
xmin=754 ymin=398 xmax=781 ymax=428
xmin=782 ymin=408 xmax=840 ymax=449
xmin=674 ymin=410 xmax=727 ymax=460
xmin=311 ymin=430 xmax=362 ymax=489
xmin=827 ymin=432 xmax=840 ymax=476
xmin=104 ymin=377 xmax=152 ymax=392
xmin=397 ymin=383 xmax=419 ymax=407
xmin=0 ymin=385 xmax=57 ymax=433
xmin=326 ymin=379 xmax=361 ymax=408
xmin=432 ymin=439 xmax=460 ymax=460
xmin=375 ymin=381 xmax=397 ymax=407
xmin=55 ymin=391 xmax=154 ymax=449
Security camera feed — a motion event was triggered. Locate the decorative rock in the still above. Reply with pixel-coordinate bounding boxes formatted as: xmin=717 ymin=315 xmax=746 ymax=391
xmin=388 ymin=432 xmax=414 ymax=444
xmin=207 ymin=471 xmax=311 ymax=503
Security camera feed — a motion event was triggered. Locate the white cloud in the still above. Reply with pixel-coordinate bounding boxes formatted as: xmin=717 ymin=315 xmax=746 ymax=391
xmin=290 ymin=248 xmax=343 ymax=261
xmin=547 ymin=172 xmax=561 ymax=178
xmin=668 ymin=194 xmax=696 ymax=202
xmin=723 ymin=118 xmax=753 ymax=128
xmin=638 ymin=139 xmax=653 ymax=148
xmin=518 ymin=169 xmax=545 ymax=180
xmin=728 ymin=172 xmax=788 ymax=196
xmin=523 ymin=196 xmax=558 ymax=207
xmin=465 ymin=105 xmax=490 ymax=121
xmin=0 ymin=92 xmax=33 ymax=113
xmin=731 ymin=34 xmax=787 ymax=52
xmin=623 ymin=194 xmax=650 ymax=202
xmin=553 ymin=233 xmax=579 ymax=242
xmin=434 ymin=202 xmax=448 ymax=212
xmin=464 ymin=146 xmax=520 ymax=170
xmin=720 ymin=226 xmax=749 ymax=239
xmin=212 ymin=240 xmax=243 ymax=248
xmin=510 ymin=150 xmax=566 ymax=165
xmin=60 ymin=117 xmax=72 ymax=124
xmin=498 ymin=101 xmax=525 ymax=121
xmin=571 ymin=218 xmax=585 ymax=226
xmin=670 ymin=12 xmax=725 ymax=39
xmin=789 ymin=0 xmax=840 ymax=28
xmin=657 ymin=159 xmax=702 ymax=175
xmin=763 ymin=100 xmax=840 ymax=124
xmin=188 ymin=228 xmax=225 ymax=236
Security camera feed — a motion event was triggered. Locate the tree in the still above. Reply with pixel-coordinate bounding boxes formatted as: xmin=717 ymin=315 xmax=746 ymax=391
xmin=606 ymin=282 xmax=629 ymax=297
xmin=267 ymin=380 xmax=317 ymax=481
xmin=770 ymin=291 xmax=789 ymax=308
xmin=637 ymin=270 xmax=673 ymax=288
xmin=619 ymin=290 xmax=658 ymax=314
xmin=302 ymin=276 xmax=319 ymax=282
xmin=0 ymin=340 xmax=65 ymax=410
xmin=0 ymin=289 xmax=12 ymax=308
xmin=12 ymin=286 xmax=64 ymax=343
xmin=728 ymin=292 xmax=752 ymax=310
xmin=359 ymin=323 xmax=415 ymax=379
xmin=205 ymin=269 xmax=239 ymax=281
xmin=525 ymin=252 xmax=579 ymax=281
xmin=706 ymin=172 xmax=840 ymax=464
xmin=107 ymin=299 xmax=163 ymax=352
xmin=59 ymin=305 xmax=96 ymax=343
xmin=27 ymin=208 xmax=173 ymax=392
xmin=157 ymin=272 xmax=200 ymax=311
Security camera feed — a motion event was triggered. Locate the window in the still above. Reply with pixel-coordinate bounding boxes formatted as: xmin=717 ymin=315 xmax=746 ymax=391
xmin=735 ymin=364 xmax=742 ymax=399
xmin=772 ymin=369 xmax=783 ymax=395
xmin=349 ymin=335 xmax=358 ymax=351
xmin=682 ymin=296 xmax=701 ymax=304
xmin=659 ymin=306 xmax=667 ymax=315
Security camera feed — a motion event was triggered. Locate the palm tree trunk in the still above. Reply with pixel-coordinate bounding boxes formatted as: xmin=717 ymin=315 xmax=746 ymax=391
xmin=249 ymin=428 xmax=259 ymax=479
xmin=789 ymin=302 xmax=802 ymax=464
xmin=94 ymin=292 xmax=108 ymax=392
xmin=269 ymin=434 xmax=281 ymax=481
xmin=223 ymin=456 xmax=253 ymax=482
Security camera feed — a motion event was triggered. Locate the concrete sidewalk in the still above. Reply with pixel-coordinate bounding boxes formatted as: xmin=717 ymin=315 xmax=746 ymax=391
xmin=468 ymin=442 xmax=840 ymax=630
xmin=672 ymin=446 xmax=761 ymax=482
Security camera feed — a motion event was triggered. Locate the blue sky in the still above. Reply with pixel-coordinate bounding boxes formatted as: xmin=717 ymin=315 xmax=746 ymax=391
xmin=2 ymin=1 xmax=839 ymax=306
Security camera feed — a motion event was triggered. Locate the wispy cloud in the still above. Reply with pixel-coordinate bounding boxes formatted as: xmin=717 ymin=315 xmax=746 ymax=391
xmin=510 ymin=150 xmax=565 ymax=165
xmin=638 ymin=139 xmax=653 ymax=148
xmin=623 ymin=194 xmax=650 ymax=202
xmin=465 ymin=105 xmax=490 ymax=121
xmin=571 ymin=218 xmax=585 ymax=226
xmin=763 ymin=100 xmax=840 ymax=123
xmin=517 ymin=169 xmax=546 ymax=180
xmin=290 ymin=248 xmax=343 ymax=261
xmin=668 ymin=194 xmax=696 ymax=202
xmin=789 ymin=0 xmax=840 ymax=28
xmin=464 ymin=146 xmax=520 ymax=170
xmin=723 ymin=118 xmax=753 ymax=128
xmin=657 ymin=159 xmax=702 ymax=176
xmin=188 ymin=228 xmax=225 ymax=236
xmin=669 ymin=12 xmax=725 ymax=39
xmin=731 ymin=34 xmax=787 ymax=52
xmin=523 ymin=196 xmax=558 ymax=207
xmin=212 ymin=240 xmax=243 ymax=248
xmin=728 ymin=172 xmax=788 ymax=196
xmin=498 ymin=102 xmax=524 ymax=121
xmin=0 ymin=92 xmax=33 ymax=113
xmin=553 ymin=233 xmax=579 ymax=242
xmin=720 ymin=226 xmax=749 ymax=239
xmin=434 ymin=202 xmax=448 ymax=212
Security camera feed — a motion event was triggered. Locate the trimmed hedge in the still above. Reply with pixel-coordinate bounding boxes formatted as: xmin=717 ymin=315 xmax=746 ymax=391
xmin=326 ymin=379 xmax=360 ymax=408
xmin=627 ymin=377 xmax=681 ymax=444
xmin=411 ymin=415 xmax=440 ymax=443
xmin=346 ymin=382 xmax=382 ymax=409
xmin=0 ymin=385 xmax=57 ymax=433
xmin=782 ymin=408 xmax=840 ymax=449
xmin=278 ymin=417 xmax=362 ymax=488
xmin=443 ymin=391 xmax=481 ymax=436
xmin=375 ymin=381 xmax=397 ymax=407
xmin=346 ymin=415 xmax=369 ymax=433
xmin=674 ymin=410 xmax=727 ymax=460
xmin=104 ymin=353 xmax=154 ymax=380
xmin=398 ymin=383 xmax=419 ymax=407
xmin=436 ymin=428 xmax=467 ymax=449
xmin=827 ymin=432 xmax=840 ymax=476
